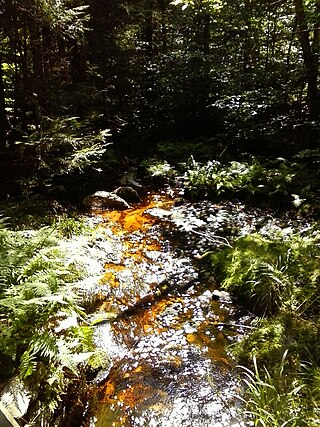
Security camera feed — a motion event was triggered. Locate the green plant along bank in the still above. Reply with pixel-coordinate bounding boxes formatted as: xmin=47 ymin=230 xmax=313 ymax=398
xmin=0 ymin=216 xmax=108 ymax=426
xmin=209 ymin=226 xmax=320 ymax=426
xmin=142 ymin=149 xmax=320 ymax=426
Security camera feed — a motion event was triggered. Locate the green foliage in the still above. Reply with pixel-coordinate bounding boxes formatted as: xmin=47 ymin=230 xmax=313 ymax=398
xmin=210 ymin=229 xmax=320 ymax=316
xmin=301 ymin=361 xmax=320 ymax=425
xmin=0 ymin=0 xmax=318 ymax=156
xmin=28 ymin=116 xmax=112 ymax=176
xmin=234 ymin=319 xmax=320 ymax=425
xmin=239 ymin=351 xmax=303 ymax=427
xmin=211 ymin=91 xmax=294 ymax=146
xmin=53 ymin=214 xmax=90 ymax=238
xmin=141 ymin=159 xmax=177 ymax=183
xmin=211 ymin=233 xmax=292 ymax=315
xmin=232 ymin=318 xmax=286 ymax=365
xmin=142 ymin=147 xmax=319 ymax=210
xmin=0 ymin=196 xmax=72 ymax=230
xmin=182 ymin=157 xmax=261 ymax=199
xmin=180 ymin=155 xmax=319 ymax=208
xmin=0 ymin=220 xmax=108 ymax=421
xmin=156 ymin=138 xmax=227 ymax=163
xmin=208 ymin=223 xmax=320 ymax=425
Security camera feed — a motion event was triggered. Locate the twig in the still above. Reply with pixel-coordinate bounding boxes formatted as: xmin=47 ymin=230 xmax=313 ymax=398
xmin=191 ymin=229 xmax=232 ymax=247
xmin=216 ymin=322 xmax=256 ymax=330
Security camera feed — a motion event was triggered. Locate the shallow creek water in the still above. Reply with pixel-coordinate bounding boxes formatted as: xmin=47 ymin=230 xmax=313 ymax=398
xmin=83 ymin=193 xmax=250 ymax=427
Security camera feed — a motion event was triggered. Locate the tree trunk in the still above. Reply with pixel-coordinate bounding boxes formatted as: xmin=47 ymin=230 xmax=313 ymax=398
xmin=202 ymin=13 xmax=211 ymax=56
xmin=30 ymin=24 xmax=44 ymax=80
xmin=294 ymin=0 xmax=320 ymax=120
xmin=144 ymin=0 xmax=154 ymax=58
xmin=0 ymin=61 xmax=8 ymax=151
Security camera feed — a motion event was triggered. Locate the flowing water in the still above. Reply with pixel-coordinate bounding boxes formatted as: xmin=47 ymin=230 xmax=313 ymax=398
xmin=83 ymin=193 xmax=251 ymax=427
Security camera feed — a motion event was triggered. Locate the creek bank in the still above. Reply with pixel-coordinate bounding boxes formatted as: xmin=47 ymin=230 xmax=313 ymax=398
xmin=80 ymin=187 xmax=314 ymax=427
xmin=79 ymin=196 xmax=300 ymax=427
xmin=0 ymin=182 xmax=314 ymax=426
xmin=61 ymin=190 xmax=314 ymax=427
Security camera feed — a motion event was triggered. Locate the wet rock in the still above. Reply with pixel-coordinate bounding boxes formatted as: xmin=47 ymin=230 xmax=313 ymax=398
xmin=83 ymin=191 xmax=130 ymax=210
xmin=0 ymin=376 xmax=33 ymax=418
xmin=113 ymin=186 xmax=141 ymax=203
xmin=173 ymin=197 xmax=185 ymax=207
xmin=212 ymin=290 xmax=232 ymax=303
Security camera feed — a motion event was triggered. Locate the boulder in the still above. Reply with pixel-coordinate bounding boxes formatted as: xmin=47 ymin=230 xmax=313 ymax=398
xmin=113 ymin=186 xmax=141 ymax=203
xmin=0 ymin=376 xmax=33 ymax=419
xmin=83 ymin=191 xmax=130 ymax=210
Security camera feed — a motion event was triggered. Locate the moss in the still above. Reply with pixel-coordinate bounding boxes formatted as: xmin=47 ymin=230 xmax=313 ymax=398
xmin=210 ymin=230 xmax=320 ymax=316
xmin=232 ymin=318 xmax=286 ymax=366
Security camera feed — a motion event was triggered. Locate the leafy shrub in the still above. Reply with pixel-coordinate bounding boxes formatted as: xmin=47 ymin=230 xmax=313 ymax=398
xmin=180 ymin=156 xmax=318 ymax=206
xmin=24 ymin=116 xmax=113 ymax=177
xmin=0 ymin=220 xmax=107 ymax=421
xmin=141 ymin=159 xmax=177 ymax=184
xmin=182 ymin=157 xmax=263 ymax=199
xmin=210 ymin=229 xmax=320 ymax=316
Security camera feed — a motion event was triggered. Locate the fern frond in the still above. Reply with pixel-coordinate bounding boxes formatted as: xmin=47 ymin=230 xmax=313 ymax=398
xmin=29 ymin=331 xmax=59 ymax=361
xmin=0 ymin=215 xmax=10 ymax=229
xmin=19 ymin=349 xmax=37 ymax=379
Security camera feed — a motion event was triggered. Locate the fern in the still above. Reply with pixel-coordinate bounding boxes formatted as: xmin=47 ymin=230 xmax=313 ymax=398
xmin=29 ymin=331 xmax=60 ymax=362
xmin=19 ymin=349 xmax=37 ymax=379
xmin=179 ymin=155 xmax=319 ymax=205
xmin=26 ymin=116 xmax=111 ymax=176
xmin=210 ymin=229 xmax=320 ymax=316
xmin=0 ymin=220 xmax=110 ymax=425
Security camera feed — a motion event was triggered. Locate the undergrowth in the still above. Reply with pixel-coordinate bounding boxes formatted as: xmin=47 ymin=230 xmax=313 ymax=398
xmin=0 ymin=215 xmax=108 ymax=425
xmin=8 ymin=116 xmax=120 ymax=204
xmin=143 ymin=150 xmax=320 ymax=211
xmin=208 ymin=224 xmax=320 ymax=425
xmin=210 ymin=230 xmax=320 ymax=316
xmin=28 ymin=116 xmax=112 ymax=176
xmin=239 ymin=351 xmax=304 ymax=427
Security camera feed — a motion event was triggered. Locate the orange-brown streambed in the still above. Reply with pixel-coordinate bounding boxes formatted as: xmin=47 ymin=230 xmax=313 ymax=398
xmin=84 ymin=194 xmax=243 ymax=427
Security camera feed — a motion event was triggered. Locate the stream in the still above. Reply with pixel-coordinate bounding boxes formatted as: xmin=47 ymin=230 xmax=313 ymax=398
xmin=82 ymin=191 xmax=259 ymax=427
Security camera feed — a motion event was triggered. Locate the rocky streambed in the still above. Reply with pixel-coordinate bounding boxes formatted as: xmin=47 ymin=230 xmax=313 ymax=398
xmin=1 ymin=185 xmax=311 ymax=427
xmin=78 ymin=192 xmax=261 ymax=427
xmin=67 ymin=185 xmax=312 ymax=427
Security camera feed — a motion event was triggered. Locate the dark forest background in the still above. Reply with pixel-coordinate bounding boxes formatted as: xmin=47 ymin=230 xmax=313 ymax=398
xmin=0 ymin=0 xmax=319 ymax=177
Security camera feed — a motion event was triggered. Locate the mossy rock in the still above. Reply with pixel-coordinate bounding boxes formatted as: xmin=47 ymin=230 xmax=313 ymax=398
xmin=83 ymin=191 xmax=130 ymax=210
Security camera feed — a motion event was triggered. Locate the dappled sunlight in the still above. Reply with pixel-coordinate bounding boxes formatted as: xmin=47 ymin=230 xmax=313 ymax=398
xmin=101 ymin=264 xmax=127 ymax=289
xmin=87 ymin=193 xmax=243 ymax=427
xmin=102 ymin=195 xmax=173 ymax=234
xmin=2 ymin=0 xmax=319 ymax=424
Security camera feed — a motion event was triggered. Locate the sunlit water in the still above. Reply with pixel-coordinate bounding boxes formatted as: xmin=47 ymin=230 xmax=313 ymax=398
xmin=83 ymin=193 xmax=248 ymax=427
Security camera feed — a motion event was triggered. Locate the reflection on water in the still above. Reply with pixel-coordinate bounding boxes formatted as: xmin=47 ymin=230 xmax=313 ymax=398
xmin=85 ymin=194 xmax=245 ymax=427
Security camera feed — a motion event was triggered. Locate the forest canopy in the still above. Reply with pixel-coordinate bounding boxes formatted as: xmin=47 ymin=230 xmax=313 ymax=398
xmin=0 ymin=0 xmax=319 ymax=154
